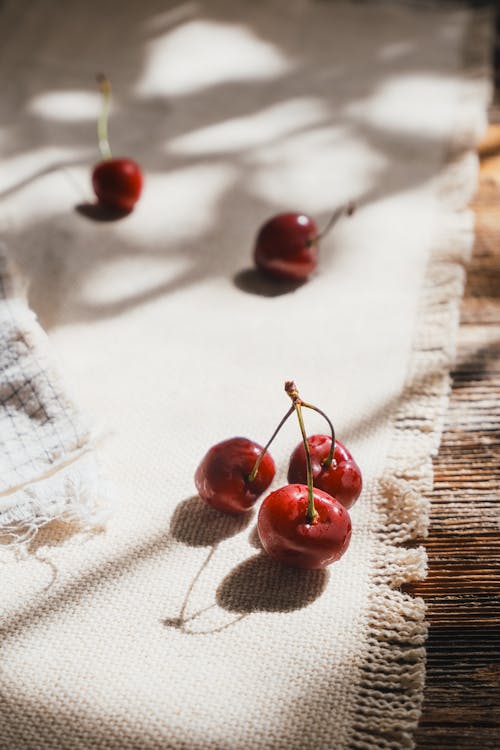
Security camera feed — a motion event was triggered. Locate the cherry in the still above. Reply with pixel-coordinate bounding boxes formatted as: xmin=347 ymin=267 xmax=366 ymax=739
xmin=288 ymin=435 xmax=362 ymax=510
xmin=257 ymin=484 xmax=352 ymax=569
xmin=92 ymin=158 xmax=143 ymax=212
xmin=254 ymin=213 xmax=318 ymax=282
xmin=195 ymin=437 xmax=275 ymax=514
xmin=254 ymin=203 xmax=355 ymax=282
xmin=195 ymin=381 xmax=360 ymax=569
xmin=91 ymin=74 xmax=143 ymax=213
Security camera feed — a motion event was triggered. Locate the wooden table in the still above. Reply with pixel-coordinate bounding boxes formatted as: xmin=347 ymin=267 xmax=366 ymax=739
xmin=410 ymin=113 xmax=500 ymax=746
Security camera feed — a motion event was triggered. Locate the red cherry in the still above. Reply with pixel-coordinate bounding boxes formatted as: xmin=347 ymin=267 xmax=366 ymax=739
xmin=254 ymin=213 xmax=319 ymax=282
xmin=195 ymin=437 xmax=275 ymax=514
xmin=288 ymin=435 xmax=362 ymax=510
xmin=92 ymin=158 xmax=143 ymax=212
xmin=258 ymin=484 xmax=351 ymax=569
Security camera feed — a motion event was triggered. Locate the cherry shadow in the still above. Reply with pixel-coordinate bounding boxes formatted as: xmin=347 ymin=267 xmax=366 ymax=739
xmin=75 ymin=202 xmax=132 ymax=222
xmin=169 ymin=495 xmax=252 ymax=547
xmin=0 ymin=159 xmax=89 ymax=202
xmin=233 ymin=268 xmax=307 ymax=297
xmin=164 ymin=496 xmax=253 ymax=633
xmin=216 ymin=552 xmax=328 ymax=613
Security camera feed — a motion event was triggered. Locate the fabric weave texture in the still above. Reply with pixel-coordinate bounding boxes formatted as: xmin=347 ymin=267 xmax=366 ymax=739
xmin=0 ymin=1 xmax=492 ymax=749
xmin=0 ymin=248 xmax=107 ymax=543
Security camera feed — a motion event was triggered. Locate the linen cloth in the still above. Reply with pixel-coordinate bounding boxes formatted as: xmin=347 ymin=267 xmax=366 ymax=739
xmin=0 ymin=246 xmax=108 ymax=543
xmin=0 ymin=1 xmax=492 ymax=749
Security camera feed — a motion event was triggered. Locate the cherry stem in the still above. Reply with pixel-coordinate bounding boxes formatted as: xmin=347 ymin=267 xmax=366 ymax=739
xmin=300 ymin=401 xmax=336 ymax=468
xmin=247 ymin=405 xmax=295 ymax=483
xmin=285 ymin=381 xmax=317 ymax=524
xmin=308 ymin=201 xmax=356 ymax=246
xmin=97 ymin=73 xmax=112 ymax=160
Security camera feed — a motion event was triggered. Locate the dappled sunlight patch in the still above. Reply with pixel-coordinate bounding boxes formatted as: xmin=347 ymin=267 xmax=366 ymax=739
xmin=345 ymin=73 xmax=464 ymax=139
xmin=0 ymin=147 xmax=81 ymax=196
xmin=167 ymin=97 xmax=330 ymax=156
xmin=115 ymin=163 xmax=237 ymax=242
xmin=249 ymin=127 xmax=384 ymax=211
xmin=136 ymin=19 xmax=292 ymax=97
xmin=378 ymin=40 xmax=416 ymax=62
xmin=28 ymin=90 xmax=101 ymax=122
xmin=142 ymin=2 xmax=200 ymax=35
xmin=80 ymin=256 xmax=190 ymax=307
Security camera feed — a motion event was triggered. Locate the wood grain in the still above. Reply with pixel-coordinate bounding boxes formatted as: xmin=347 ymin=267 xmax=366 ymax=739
xmin=410 ymin=112 xmax=500 ymax=747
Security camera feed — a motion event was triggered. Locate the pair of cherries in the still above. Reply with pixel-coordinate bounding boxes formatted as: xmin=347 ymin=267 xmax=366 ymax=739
xmin=91 ymin=77 xmax=354 ymax=278
xmin=195 ymin=382 xmax=362 ymax=570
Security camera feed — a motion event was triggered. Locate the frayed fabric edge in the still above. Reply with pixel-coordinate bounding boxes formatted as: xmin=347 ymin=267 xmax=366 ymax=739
xmin=0 ymin=244 xmax=111 ymax=549
xmin=347 ymin=9 xmax=494 ymax=750
xmin=0 ymin=451 xmax=111 ymax=549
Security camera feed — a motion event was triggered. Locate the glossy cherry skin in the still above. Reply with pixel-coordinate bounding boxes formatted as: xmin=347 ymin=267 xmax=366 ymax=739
xmin=287 ymin=435 xmax=362 ymax=510
xmin=254 ymin=213 xmax=319 ymax=282
xmin=258 ymin=484 xmax=351 ymax=569
xmin=92 ymin=158 xmax=143 ymax=212
xmin=195 ymin=437 xmax=275 ymax=514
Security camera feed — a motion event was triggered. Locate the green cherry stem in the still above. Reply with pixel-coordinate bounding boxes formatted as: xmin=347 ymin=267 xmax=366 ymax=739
xmin=247 ymin=381 xmax=336 ymax=521
xmin=285 ymin=381 xmax=317 ymax=524
xmin=300 ymin=401 xmax=336 ymax=469
xmin=307 ymin=201 xmax=356 ymax=247
xmin=97 ymin=73 xmax=112 ymax=160
xmin=247 ymin=404 xmax=295 ymax=483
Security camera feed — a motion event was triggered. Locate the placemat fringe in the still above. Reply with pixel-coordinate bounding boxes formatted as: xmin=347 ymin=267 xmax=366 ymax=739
xmin=347 ymin=7 xmax=493 ymax=749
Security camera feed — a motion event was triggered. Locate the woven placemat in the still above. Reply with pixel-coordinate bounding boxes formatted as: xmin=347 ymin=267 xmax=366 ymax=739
xmin=0 ymin=2 xmax=492 ymax=748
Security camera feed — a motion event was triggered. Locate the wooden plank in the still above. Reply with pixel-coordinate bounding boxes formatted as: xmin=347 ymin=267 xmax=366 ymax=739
xmin=409 ymin=106 xmax=500 ymax=748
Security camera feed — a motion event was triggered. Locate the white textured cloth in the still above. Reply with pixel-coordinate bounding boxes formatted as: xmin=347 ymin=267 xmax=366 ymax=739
xmin=0 ymin=247 xmax=108 ymax=543
xmin=0 ymin=1 xmax=492 ymax=749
